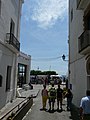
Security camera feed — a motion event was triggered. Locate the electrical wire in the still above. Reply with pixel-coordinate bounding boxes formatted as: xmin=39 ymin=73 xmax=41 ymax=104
xmin=31 ymin=55 xmax=68 ymax=62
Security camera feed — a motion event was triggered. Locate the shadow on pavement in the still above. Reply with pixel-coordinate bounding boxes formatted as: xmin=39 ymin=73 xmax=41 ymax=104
xmin=69 ymin=104 xmax=80 ymax=120
xmin=45 ymin=109 xmax=64 ymax=113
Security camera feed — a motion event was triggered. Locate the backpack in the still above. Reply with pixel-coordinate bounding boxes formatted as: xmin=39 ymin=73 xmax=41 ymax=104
xmin=50 ymin=88 xmax=56 ymax=97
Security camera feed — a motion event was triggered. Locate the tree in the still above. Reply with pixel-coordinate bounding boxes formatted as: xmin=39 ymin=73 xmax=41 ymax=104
xmin=30 ymin=70 xmax=58 ymax=75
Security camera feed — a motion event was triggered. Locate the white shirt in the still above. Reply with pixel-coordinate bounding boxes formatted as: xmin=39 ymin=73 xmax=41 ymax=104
xmin=80 ymin=96 xmax=90 ymax=114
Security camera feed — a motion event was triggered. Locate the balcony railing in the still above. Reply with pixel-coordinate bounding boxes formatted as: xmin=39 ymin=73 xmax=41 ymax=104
xmin=77 ymin=0 xmax=90 ymax=10
xmin=78 ymin=30 xmax=90 ymax=55
xmin=6 ymin=33 xmax=20 ymax=51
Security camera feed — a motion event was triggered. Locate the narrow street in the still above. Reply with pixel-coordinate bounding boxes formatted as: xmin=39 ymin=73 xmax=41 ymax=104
xmin=23 ymin=85 xmax=72 ymax=120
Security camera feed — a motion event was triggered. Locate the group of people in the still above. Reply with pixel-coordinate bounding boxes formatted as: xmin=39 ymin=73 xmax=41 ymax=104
xmin=40 ymin=83 xmax=73 ymax=112
xmin=40 ymin=83 xmax=90 ymax=119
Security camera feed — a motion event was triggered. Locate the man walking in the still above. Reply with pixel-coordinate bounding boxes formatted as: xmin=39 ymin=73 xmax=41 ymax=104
xmin=56 ymin=84 xmax=63 ymax=111
xmin=80 ymin=89 xmax=90 ymax=120
xmin=64 ymin=89 xmax=73 ymax=111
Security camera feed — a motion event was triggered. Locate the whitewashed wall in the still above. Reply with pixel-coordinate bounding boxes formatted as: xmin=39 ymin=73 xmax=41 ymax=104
xmin=0 ymin=0 xmax=23 ymax=109
xmin=69 ymin=0 xmax=88 ymax=107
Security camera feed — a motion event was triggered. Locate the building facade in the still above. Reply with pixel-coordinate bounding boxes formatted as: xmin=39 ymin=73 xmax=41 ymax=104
xmin=17 ymin=52 xmax=31 ymax=87
xmin=0 ymin=0 xmax=24 ymax=109
xmin=69 ymin=0 xmax=90 ymax=107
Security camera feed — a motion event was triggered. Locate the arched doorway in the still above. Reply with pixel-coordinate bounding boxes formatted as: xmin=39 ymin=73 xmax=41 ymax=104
xmin=86 ymin=57 xmax=90 ymax=89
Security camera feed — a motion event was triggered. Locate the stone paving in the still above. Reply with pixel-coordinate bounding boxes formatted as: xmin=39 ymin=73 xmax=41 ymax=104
xmin=23 ymin=85 xmax=72 ymax=120
xmin=0 ymin=84 xmax=80 ymax=120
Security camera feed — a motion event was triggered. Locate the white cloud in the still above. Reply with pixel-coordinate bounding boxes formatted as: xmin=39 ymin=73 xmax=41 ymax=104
xmin=23 ymin=0 xmax=68 ymax=29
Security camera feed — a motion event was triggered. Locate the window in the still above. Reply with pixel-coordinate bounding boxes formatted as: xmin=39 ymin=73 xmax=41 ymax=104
xmin=18 ymin=64 xmax=27 ymax=86
xmin=6 ymin=66 xmax=12 ymax=91
xmin=86 ymin=58 xmax=90 ymax=75
xmin=85 ymin=16 xmax=90 ymax=30
xmin=83 ymin=6 xmax=90 ymax=30
xmin=0 ymin=75 xmax=2 ymax=87
xmin=71 ymin=9 xmax=73 ymax=22
xmin=0 ymin=0 xmax=1 ymax=16
xmin=87 ymin=16 xmax=90 ymax=30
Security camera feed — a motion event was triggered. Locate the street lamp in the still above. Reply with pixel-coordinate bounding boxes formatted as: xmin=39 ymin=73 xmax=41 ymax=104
xmin=62 ymin=54 xmax=69 ymax=89
xmin=62 ymin=54 xmax=68 ymax=61
xmin=62 ymin=54 xmax=65 ymax=61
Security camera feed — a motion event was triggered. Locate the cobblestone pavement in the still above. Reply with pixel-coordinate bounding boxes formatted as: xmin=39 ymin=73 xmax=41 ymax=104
xmin=23 ymin=85 xmax=72 ymax=120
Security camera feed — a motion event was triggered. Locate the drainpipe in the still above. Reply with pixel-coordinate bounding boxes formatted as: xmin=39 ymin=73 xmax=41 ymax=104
xmin=11 ymin=0 xmax=24 ymax=101
xmin=15 ymin=0 xmax=24 ymax=97
xmin=16 ymin=0 xmax=24 ymax=40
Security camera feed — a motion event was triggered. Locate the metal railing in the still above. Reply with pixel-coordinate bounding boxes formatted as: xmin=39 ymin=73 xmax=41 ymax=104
xmin=0 ymin=97 xmax=32 ymax=120
xmin=6 ymin=33 xmax=20 ymax=51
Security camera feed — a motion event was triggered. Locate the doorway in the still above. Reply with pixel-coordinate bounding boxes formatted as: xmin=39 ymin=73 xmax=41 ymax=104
xmin=18 ymin=63 xmax=27 ymax=87
xmin=86 ymin=57 xmax=90 ymax=89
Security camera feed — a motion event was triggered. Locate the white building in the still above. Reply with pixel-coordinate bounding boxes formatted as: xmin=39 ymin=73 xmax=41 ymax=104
xmin=69 ymin=0 xmax=90 ymax=107
xmin=0 ymin=0 xmax=24 ymax=109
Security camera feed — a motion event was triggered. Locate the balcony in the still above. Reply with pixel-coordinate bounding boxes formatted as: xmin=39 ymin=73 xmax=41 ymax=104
xmin=6 ymin=33 xmax=20 ymax=52
xmin=78 ymin=30 xmax=90 ymax=55
xmin=77 ymin=0 xmax=90 ymax=10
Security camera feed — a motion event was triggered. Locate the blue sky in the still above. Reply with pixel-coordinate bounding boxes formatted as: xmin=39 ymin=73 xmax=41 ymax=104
xmin=20 ymin=0 xmax=68 ymax=75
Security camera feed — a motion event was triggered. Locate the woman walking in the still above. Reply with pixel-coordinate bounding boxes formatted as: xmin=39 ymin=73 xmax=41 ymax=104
xmin=40 ymin=85 xmax=48 ymax=110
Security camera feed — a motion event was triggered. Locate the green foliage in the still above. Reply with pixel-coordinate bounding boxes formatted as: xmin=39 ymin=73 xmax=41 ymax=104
xmin=30 ymin=70 xmax=41 ymax=75
xmin=30 ymin=70 xmax=58 ymax=75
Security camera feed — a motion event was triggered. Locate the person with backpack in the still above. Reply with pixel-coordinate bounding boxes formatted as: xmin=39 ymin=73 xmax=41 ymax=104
xmin=56 ymin=84 xmax=63 ymax=111
xmin=48 ymin=83 xmax=56 ymax=111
